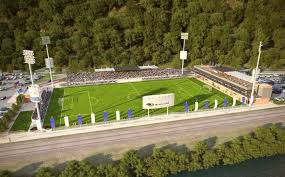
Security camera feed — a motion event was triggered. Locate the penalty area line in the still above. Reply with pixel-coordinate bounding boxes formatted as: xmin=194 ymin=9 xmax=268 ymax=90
xmin=60 ymin=89 xmax=65 ymax=118
xmin=87 ymin=90 xmax=93 ymax=113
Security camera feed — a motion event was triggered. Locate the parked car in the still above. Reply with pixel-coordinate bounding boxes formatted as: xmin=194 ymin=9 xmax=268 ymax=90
xmin=0 ymin=87 xmax=7 ymax=91
xmin=0 ymin=107 xmax=9 ymax=113
xmin=0 ymin=96 xmax=7 ymax=100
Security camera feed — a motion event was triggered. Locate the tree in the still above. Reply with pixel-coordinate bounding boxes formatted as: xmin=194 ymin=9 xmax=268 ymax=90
xmin=96 ymin=163 xmax=118 ymax=177
xmin=202 ymin=150 xmax=220 ymax=169
xmin=59 ymin=160 xmax=96 ymax=177
xmin=119 ymin=150 xmax=144 ymax=177
xmin=35 ymin=167 xmax=55 ymax=177
xmin=0 ymin=0 xmax=284 ymax=71
xmin=0 ymin=170 xmax=11 ymax=177
xmin=189 ymin=141 xmax=208 ymax=171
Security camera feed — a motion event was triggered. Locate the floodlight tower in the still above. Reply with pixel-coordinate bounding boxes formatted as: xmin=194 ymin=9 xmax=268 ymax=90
xmin=180 ymin=33 xmax=188 ymax=75
xmin=23 ymin=50 xmax=42 ymax=130
xmin=42 ymin=36 xmax=54 ymax=88
xmin=250 ymin=41 xmax=262 ymax=106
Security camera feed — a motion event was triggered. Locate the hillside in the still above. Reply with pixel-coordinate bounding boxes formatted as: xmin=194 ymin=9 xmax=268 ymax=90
xmin=0 ymin=0 xmax=284 ymax=72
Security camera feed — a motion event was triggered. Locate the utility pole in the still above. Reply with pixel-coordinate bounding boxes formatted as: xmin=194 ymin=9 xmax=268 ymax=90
xmin=23 ymin=50 xmax=42 ymax=130
xmin=250 ymin=41 xmax=262 ymax=106
xmin=180 ymin=33 xmax=188 ymax=75
xmin=42 ymin=36 xmax=54 ymax=88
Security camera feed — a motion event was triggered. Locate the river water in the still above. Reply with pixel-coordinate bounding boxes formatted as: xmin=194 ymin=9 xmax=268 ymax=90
xmin=169 ymin=154 xmax=285 ymax=177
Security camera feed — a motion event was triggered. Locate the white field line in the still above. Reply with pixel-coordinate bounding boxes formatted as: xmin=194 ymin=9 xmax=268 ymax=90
xmin=129 ymin=83 xmax=140 ymax=96
xmin=175 ymin=83 xmax=193 ymax=97
xmin=71 ymin=96 xmax=74 ymax=109
xmin=60 ymin=89 xmax=65 ymax=117
xmin=190 ymin=80 xmax=206 ymax=93
xmin=191 ymin=80 xmax=224 ymax=100
xmin=87 ymin=90 xmax=93 ymax=112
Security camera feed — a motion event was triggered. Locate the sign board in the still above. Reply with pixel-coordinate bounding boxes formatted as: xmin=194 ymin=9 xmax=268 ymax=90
xmin=50 ymin=117 xmax=55 ymax=129
xmin=64 ymin=116 xmax=69 ymax=127
xmin=205 ymin=100 xmax=209 ymax=109
xmin=232 ymin=98 xmax=236 ymax=107
xmin=91 ymin=113 xmax=96 ymax=124
xmin=142 ymin=93 xmax=175 ymax=109
xmin=116 ymin=110 xmax=120 ymax=121
xmin=194 ymin=101 xmax=199 ymax=111
xmin=214 ymin=99 xmax=218 ymax=109
xmin=242 ymin=96 xmax=245 ymax=105
xmin=23 ymin=50 xmax=35 ymax=64
xmin=224 ymin=98 xmax=228 ymax=108
xmin=103 ymin=111 xmax=108 ymax=122
xmin=45 ymin=58 xmax=54 ymax=69
xmin=184 ymin=101 xmax=189 ymax=113
xmin=29 ymin=85 xmax=40 ymax=102
xmin=128 ymin=108 xmax=132 ymax=119
xmin=41 ymin=36 xmax=50 ymax=45
xmin=78 ymin=115 xmax=82 ymax=125
xmin=181 ymin=33 xmax=189 ymax=40
xmin=180 ymin=51 xmax=187 ymax=60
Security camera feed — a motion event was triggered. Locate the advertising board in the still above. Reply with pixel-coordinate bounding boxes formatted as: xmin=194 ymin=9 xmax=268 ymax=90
xmin=142 ymin=93 xmax=175 ymax=109
xmin=29 ymin=85 xmax=40 ymax=103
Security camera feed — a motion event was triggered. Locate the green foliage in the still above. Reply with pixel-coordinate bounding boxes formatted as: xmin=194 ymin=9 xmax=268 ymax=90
xmin=35 ymin=167 xmax=55 ymax=177
xmin=59 ymin=160 xmax=96 ymax=177
xmin=0 ymin=94 xmax=25 ymax=132
xmin=145 ymin=148 xmax=189 ymax=177
xmin=10 ymin=111 xmax=33 ymax=132
xmin=0 ymin=0 xmax=284 ymax=72
xmin=2 ymin=126 xmax=285 ymax=177
xmin=0 ymin=170 xmax=11 ymax=177
xmin=16 ymin=94 xmax=24 ymax=106
xmin=119 ymin=150 xmax=145 ymax=177
xmin=95 ymin=163 xmax=118 ymax=177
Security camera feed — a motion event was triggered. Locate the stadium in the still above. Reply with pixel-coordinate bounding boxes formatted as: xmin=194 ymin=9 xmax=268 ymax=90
xmin=40 ymin=66 xmax=237 ymax=128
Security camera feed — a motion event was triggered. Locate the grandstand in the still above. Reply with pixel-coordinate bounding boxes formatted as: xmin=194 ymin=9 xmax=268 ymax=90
xmin=193 ymin=65 xmax=272 ymax=104
xmin=67 ymin=66 xmax=191 ymax=86
xmin=193 ymin=65 xmax=253 ymax=103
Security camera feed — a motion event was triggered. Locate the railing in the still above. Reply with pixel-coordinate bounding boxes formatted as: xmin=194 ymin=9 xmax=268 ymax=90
xmin=46 ymin=104 xmax=248 ymax=131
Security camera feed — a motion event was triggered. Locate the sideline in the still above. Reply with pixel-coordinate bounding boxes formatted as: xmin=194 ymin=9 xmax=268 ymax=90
xmin=0 ymin=103 xmax=283 ymax=144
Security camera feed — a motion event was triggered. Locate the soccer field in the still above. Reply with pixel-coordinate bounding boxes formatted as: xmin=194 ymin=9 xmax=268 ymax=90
xmin=44 ymin=78 xmax=235 ymax=127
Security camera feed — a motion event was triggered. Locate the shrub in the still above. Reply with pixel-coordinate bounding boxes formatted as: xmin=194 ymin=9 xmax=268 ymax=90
xmin=35 ymin=167 xmax=55 ymax=177
xmin=0 ymin=170 xmax=11 ymax=177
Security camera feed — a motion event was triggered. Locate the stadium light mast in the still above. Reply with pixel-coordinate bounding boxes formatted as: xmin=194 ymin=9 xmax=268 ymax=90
xmin=180 ymin=33 xmax=188 ymax=75
xmin=23 ymin=50 xmax=42 ymax=130
xmin=250 ymin=41 xmax=262 ymax=106
xmin=42 ymin=36 xmax=54 ymax=88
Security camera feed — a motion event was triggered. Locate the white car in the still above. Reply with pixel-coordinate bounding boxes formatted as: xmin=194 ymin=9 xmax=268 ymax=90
xmin=0 ymin=107 xmax=9 ymax=113
xmin=0 ymin=87 xmax=7 ymax=91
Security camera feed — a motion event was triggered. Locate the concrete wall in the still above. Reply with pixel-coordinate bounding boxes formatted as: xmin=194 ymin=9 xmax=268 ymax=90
xmin=196 ymin=75 xmax=249 ymax=103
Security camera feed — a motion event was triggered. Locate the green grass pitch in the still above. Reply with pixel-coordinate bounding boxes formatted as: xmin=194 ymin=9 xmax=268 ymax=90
xmin=44 ymin=78 xmax=236 ymax=127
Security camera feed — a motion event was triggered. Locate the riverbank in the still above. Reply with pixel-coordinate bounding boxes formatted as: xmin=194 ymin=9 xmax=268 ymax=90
xmin=170 ymin=154 xmax=285 ymax=177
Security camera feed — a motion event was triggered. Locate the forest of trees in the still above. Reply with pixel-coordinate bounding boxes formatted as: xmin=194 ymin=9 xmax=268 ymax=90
xmin=1 ymin=125 xmax=285 ymax=177
xmin=0 ymin=0 xmax=284 ymax=73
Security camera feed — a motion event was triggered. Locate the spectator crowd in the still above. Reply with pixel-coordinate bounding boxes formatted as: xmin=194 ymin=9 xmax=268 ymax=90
xmin=67 ymin=69 xmax=189 ymax=85
xmin=32 ymin=88 xmax=52 ymax=120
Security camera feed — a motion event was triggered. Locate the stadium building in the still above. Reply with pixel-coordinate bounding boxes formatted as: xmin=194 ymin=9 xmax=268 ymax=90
xmin=193 ymin=65 xmax=272 ymax=104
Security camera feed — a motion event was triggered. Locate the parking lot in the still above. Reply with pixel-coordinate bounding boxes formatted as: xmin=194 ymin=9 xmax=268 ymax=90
xmin=0 ymin=80 xmax=18 ymax=109
xmin=0 ymin=78 xmax=35 ymax=118
xmin=258 ymin=75 xmax=285 ymax=101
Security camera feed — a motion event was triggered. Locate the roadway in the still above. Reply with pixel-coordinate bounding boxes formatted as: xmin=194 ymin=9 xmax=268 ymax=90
xmin=0 ymin=106 xmax=285 ymax=168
